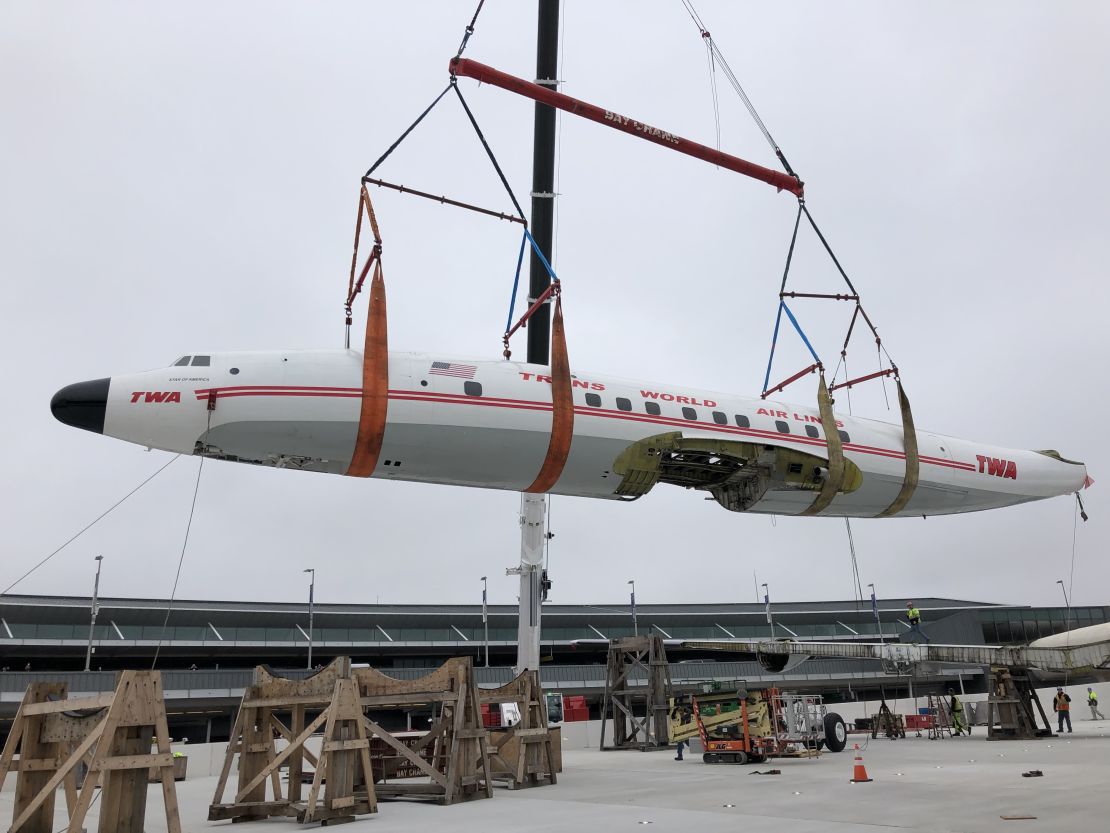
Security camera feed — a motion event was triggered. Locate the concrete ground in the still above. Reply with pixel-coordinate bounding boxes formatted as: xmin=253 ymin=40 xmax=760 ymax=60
xmin=4 ymin=720 xmax=1107 ymax=832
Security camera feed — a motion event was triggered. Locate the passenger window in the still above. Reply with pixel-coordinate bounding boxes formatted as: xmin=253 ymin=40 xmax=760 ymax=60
xmin=682 ymin=407 xmax=697 ymax=421
xmin=838 ymin=430 xmax=850 ymax=443
xmin=585 ymin=393 xmax=602 ymax=407
xmin=464 ymin=381 xmax=482 ymax=397
xmin=805 ymin=424 xmax=820 ymax=439
xmin=644 ymin=402 xmax=661 ymax=416
xmin=712 ymin=411 xmax=727 ymax=425
xmin=173 ymin=356 xmax=191 ymax=366
xmin=191 ymin=355 xmax=211 ymax=366
xmin=775 ymin=420 xmax=790 ymax=433
xmin=735 ymin=415 xmax=750 ymax=428
xmin=616 ymin=397 xmax=632 ymax=412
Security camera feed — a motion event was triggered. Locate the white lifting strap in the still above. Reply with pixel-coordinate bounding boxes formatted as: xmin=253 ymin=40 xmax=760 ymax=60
xmin=875 ymin=380 xmax=919 ymax=518
xmin=800 ymin=373 xmax=844 ymax=517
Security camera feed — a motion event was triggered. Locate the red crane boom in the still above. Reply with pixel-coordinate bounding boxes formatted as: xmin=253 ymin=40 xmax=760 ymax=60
xmin=449 ymin=57 xmax=803 ymax=198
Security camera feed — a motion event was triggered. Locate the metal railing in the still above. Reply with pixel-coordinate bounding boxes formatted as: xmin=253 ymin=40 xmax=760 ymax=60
xmin=0 ymin=658 xmax=984 ymax=705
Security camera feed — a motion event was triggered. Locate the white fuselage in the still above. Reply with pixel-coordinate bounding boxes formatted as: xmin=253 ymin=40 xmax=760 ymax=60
xmin=66 ymin=349 xmax=1088 ymax=518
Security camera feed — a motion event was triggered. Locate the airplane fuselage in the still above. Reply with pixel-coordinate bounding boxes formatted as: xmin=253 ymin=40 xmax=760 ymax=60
xmin=51 ymin=349 xmax=1088 ymax=518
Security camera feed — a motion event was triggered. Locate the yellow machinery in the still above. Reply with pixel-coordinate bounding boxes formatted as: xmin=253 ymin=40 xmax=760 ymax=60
xmin=669 ymin=684 xmax=847 ymax=764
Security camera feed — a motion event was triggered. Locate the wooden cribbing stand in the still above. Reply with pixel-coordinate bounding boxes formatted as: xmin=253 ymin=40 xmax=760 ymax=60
xmin=985 ymin=667 xmax=1053 ymax=741
xmin=478 ymin=670 xmax=558 ymax=789
xmin=0 ymin=670 xmax=181 ymax=833
xmin=354 ymin=658 xmax=492 ymax=804
xmin=599 ymin=635 xmax=673 ymax=750
xmin=210 ymin=656 xmax=492 ymax=823
xmin=210 ymin=657 xmax=378 ymax=825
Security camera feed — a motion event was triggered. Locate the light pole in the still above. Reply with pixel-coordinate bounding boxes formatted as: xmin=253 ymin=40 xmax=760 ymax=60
xmin=304 ymin=568 xmax=315 ymax=669
xmin=84 ymin=555 xmax=104 ymax=672
xmin=628 ymin=580 xmax=637 ymax=637
xmin=1056 ymin=579 xmax=1073 ymax=631
xmin=868 ymin=582 xmax=882 ymax=642
xmin=481 ymin=576 xmax=489 ymax=667
xmin=762 ymin=583 xmax=776 ymax=641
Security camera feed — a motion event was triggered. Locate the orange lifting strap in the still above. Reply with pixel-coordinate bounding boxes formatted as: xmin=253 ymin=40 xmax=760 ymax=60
xmin=345 ymin=187 xmax=390 ymax=478
xmin=524 ymin=293 xmax=574 ymax=493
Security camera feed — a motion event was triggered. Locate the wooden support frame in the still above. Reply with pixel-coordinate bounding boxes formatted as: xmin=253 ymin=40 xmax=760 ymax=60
xmin=210 ymin=655 xmax=493 ymax=823
xmin=478 ymin=670 xmax=558 ymax=789
xmin=0 ymin=671 xmax=181 ymax=833
xmin=209 ymin=657 xmax=378 ymax=825
xmin=355 ymin=657 xmax=492 ymax=805
xmin=985 ymin=667 xmax=1054 ymax=741
xmin=599 ymin=635 xmax=673 ymax=750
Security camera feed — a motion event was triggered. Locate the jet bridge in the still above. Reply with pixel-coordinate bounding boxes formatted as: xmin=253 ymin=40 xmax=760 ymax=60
xmin=682 ymin=629 xmax=1110 ymax=683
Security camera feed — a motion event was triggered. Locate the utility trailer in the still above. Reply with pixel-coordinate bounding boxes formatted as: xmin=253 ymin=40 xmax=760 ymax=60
xmin=670 ymin=684 xmax=847 ymax=764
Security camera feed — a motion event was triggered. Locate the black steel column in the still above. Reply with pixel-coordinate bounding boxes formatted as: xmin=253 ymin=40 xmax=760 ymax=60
xmin=526 ymin=0 xmax=560 ymax=365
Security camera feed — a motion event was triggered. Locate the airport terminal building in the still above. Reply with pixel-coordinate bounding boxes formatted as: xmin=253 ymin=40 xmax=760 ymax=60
xmin=2 ymin=594 xmax=1106 ymax=742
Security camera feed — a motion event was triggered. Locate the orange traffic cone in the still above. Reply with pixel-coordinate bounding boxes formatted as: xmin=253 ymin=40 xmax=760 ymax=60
xmin=850 ymin=744 xmax=873 ymax=783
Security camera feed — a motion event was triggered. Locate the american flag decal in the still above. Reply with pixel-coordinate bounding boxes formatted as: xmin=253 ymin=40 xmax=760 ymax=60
xmin=429 ymin=361 xmax=477 ymax=379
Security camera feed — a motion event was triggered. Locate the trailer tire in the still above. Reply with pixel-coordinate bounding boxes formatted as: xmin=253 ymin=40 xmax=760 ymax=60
xmin=823 ymin=713 xmax=848 ymax=752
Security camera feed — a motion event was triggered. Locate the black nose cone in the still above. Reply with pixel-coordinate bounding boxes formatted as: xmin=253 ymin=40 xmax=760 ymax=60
xmin=51 ymin=378 xmax=110 ymax=434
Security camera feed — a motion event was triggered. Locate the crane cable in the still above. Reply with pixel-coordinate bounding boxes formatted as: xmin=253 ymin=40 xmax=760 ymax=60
xmin=152 ymin=457 xmax=205 ymax=669
xmin=679 ymin=0 xmax=795 ymax=174
xmin=454 ymin=0 xmax=486 ymax=59
xmin=2 ymin=455 xmax=181 ymax=595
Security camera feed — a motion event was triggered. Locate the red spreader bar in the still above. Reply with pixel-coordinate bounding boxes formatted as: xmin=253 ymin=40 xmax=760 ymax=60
xmin=450 ymin=57 xmax=803 ymax=198
xmin=781 ymin=292 xmax=859 ymax=301
xmin=363 ymin=177 xmax=526 ymax=226
xmin=762 ymin=362 xmax=822 ymax=400
xmin=503 ymin=280 xmax=560 ymax=358
xmin=347 ymin=246 xmax=381 ymax=312
xmin=829 ymin=367 xmax=896 ymax=394
xmin=346 ymin=185 xmax=383 ymax=319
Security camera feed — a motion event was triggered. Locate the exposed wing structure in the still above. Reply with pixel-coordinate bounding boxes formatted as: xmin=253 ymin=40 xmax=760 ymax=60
xmin=611 ymin=432 xmax=863 ymax=512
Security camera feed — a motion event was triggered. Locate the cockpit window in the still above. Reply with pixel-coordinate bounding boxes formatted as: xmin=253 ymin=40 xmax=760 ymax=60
xmin=173 ymin=356 xmax=191 ymax=366
xmin=191 ymin=355 xmax=211 ymax=366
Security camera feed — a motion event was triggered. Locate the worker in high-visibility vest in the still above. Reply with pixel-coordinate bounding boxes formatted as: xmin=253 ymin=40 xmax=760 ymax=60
xmin=1087 ymin=687 xmax=1106 ymax=720
xmin=905 ymin=602 xmax=931 ymax=643
xmin=947 ymin=688 xmax=969 ymax=735
xmin=671 ymin=701 xmax=692 ymax=761
xmin=1053 ymin=687 xmax=1072 ymax=734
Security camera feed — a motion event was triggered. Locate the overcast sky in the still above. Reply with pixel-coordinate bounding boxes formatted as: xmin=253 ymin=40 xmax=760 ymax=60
xmin=2 ymin=1 xmax=1107 ymax=612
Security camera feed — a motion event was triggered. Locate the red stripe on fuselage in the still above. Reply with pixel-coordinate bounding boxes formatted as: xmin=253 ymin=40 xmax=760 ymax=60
xmin=192 ymin=384 xmax=975 ymax=472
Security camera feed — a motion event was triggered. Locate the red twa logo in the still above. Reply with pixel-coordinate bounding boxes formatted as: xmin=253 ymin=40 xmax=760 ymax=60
xmin=130 ymin=391 xmax=181 ymax=403
xmin=976 ymin=455 xmax=1017 ymax=480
